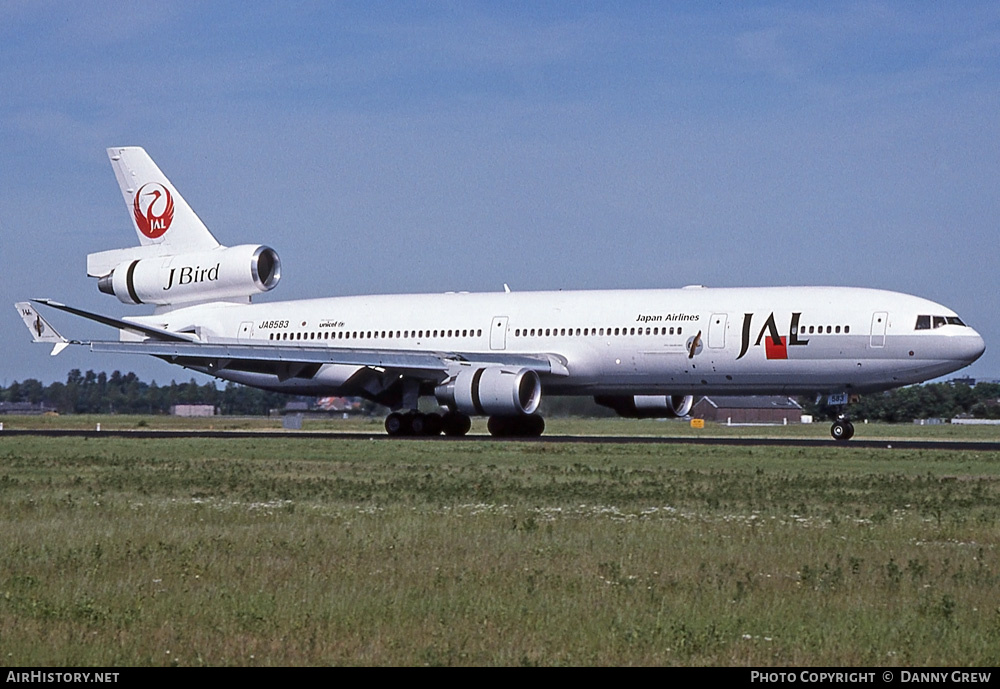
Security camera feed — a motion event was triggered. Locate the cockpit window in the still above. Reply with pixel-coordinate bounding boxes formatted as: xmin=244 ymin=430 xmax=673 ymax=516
xmin=916 ymin=315 xmax=967 ymax=330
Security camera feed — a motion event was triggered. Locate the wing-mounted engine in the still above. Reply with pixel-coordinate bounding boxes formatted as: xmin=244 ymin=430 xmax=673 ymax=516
xmin=594 ymin=394 xmax=694 ymax=419
xmin=94 ymin=244 xmax=280 ymax=307
xmin=435 ymin=367 xmax=542 ymax=416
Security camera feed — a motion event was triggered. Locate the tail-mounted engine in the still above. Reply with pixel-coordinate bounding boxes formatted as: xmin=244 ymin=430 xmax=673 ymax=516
xmin=594 ymin=394 xmax=694 ymax=419
xmin=96 ymin=244 xmax=280 ymax=306
xmin=435 ymin=367 xmax=542 ymax=416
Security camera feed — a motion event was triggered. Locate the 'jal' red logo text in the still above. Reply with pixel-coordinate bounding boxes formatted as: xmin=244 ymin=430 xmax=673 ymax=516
xmin=133 ymin=183 xmax=174 ymax=239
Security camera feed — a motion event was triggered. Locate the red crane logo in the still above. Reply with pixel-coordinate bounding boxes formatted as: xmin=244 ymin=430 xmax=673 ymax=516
xmin=133 ymin=183 xmax=174 ymax=239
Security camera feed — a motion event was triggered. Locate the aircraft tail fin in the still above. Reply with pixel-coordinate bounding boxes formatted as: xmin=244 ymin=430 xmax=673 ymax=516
xmin=106 ymin=147 xmax=221 ymax=251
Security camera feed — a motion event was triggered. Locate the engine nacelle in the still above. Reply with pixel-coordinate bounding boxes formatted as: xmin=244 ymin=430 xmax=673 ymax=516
xmin=594 ymin=394 xmax=694 ymax=419
xmin=435 ymin=367 xmax=542 ymax=416
xmin=97 ymin=244 xmax=280 ymax=306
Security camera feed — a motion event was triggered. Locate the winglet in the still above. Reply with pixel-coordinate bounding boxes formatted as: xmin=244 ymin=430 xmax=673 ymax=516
xmin=15 ymin=302 xmax=70 ymax=355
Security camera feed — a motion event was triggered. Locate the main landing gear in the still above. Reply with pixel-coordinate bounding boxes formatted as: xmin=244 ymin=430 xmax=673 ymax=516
xmin=384 ymin=410 xmax=471 ymax=437
xmin=486 ymin=414 xmax=545 ymax=438
xmin=383 ymin=411 xmax=545 ymax=438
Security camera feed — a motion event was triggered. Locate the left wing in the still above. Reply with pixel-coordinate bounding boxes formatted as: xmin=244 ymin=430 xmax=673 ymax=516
xmin=31 ymin=299 xmax=198 ymax=342
xmin=18 ymin=299 xmax=570 ymax=379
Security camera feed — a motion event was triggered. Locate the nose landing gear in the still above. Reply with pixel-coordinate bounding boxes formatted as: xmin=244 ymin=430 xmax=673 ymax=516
xmin=831 ymin=416 xmax=855 ymax=441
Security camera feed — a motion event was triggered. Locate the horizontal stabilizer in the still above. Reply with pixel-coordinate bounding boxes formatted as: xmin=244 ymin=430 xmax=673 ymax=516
xmin=87 ymin=243 xmax=187 ymax=279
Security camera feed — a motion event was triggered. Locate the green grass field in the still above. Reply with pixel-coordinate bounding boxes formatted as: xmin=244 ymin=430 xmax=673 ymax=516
xmin=1 ymin=419 xmax=999 ymax=665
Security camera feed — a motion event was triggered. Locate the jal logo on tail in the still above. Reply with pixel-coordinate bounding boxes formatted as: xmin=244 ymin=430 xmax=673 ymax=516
xmin=133 ymin=183 xmax=174 ymax=239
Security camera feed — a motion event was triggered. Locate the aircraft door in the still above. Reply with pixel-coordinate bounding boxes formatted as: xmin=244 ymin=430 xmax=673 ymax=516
xmin=238 ymin=321 xmax=254 ymax=341
xmin=708 ymin=313 xmax=727 ymax=349
xmin=490 ymin=316 xmax=508 ymax=350
xmin=870 ymin=312 xmax=887 ymax=348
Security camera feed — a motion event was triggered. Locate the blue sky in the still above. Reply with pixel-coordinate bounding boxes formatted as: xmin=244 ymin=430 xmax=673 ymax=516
xmin=1 ymin=2 xmax=997 ymax=386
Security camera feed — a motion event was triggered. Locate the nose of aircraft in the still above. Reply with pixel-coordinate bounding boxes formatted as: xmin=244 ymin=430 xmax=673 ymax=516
xmin=958 ymin=329 xmax=987 ymax=364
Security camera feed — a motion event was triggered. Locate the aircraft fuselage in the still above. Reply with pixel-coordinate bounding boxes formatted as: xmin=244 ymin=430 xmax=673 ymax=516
xmin=131 ymin=285 xmax=985 ymax=398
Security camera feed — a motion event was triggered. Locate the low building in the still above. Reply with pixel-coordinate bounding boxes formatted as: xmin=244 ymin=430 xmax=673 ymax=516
xmin=0 ymin=401 xmax=57 ymax=415
xmin=170 ymin=404 xmax=217 ymax=417
xmin=692 ymin=396 xmax=804 ymax=424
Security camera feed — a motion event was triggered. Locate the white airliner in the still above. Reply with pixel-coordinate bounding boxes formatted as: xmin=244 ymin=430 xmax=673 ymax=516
xmin=16 ymin=147 xmax=986 ymax=440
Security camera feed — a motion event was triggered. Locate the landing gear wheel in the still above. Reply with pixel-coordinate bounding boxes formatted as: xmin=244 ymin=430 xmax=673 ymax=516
xmin=522 ymin=414 xmax=545 ymax=437
xmin=487 ymin=416 xmax=512 ymax=437
xmin=423 ymin=412 xmax=443 ymax=436
xmin=831 ymin=419 xmax=855 ymax=441
xmin=487 ymin=415 xmax=545 ymax=438
xmin=385 ymin=412 xmax=408 ymax=437
xmin=408 ymin=412 xmax=427 ymax=436
xmin=442 ymin=411 xmax=472 ymax=437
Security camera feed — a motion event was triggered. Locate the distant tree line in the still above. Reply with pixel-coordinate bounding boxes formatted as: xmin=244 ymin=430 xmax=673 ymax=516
xmin=801 ymin=382 xmax=1000 ymax=422
xmin=1 ymin=370 xmax=997 ymax=421
xmin=0 ymin=369 xmax=297 ymax=416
